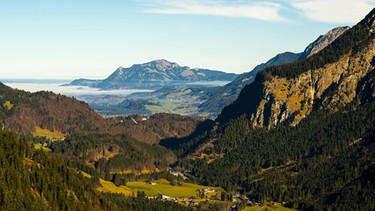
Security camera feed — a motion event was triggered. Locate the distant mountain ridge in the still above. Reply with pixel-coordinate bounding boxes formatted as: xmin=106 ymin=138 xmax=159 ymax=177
xmin=68 ymin=59 xmax=237 ymax=90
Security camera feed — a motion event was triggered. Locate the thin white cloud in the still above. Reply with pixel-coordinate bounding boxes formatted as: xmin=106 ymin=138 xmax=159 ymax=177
xmin=142 ymin=0 xmax=285 ymax=22
xmin=3 ymin=82 xmax=153 ymax=97
xmin=290 ymin=0 xmax=375 ymax=24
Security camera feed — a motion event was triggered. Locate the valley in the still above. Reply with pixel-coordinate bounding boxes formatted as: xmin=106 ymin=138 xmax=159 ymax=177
xmin=0 ymin=7 xmax=374 ymax=211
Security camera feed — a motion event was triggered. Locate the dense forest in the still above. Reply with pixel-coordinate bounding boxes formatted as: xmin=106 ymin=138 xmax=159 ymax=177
xmin=50 ymin=132 xmax=176 ymax=177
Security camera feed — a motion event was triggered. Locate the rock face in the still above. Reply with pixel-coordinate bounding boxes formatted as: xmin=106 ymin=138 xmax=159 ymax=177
xmin=300 ymin=26 xmax=350 ymax=58
xmin=218 ymin=8 xmax=375 ymax=128
xmin=256 ymin=45 xmax=374 ymax=128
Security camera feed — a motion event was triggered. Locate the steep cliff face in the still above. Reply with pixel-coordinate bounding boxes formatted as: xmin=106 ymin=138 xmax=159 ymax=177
xmin=218 ymin=8 xmax=375 ymax=128
xmin=253 ymin=42 xmax=375 ymax=128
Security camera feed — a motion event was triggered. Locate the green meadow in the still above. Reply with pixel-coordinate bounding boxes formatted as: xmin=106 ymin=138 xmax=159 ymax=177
xmin=98 ymin=178 xmax=224 ymax=198
xmin=34 ymin=143 xmax=52 ymax=152
xmin=32 ymin=126 xmax=65 ymax=140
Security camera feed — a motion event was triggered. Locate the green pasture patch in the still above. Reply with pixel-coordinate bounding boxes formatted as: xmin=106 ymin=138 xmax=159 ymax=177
xmin=3 ymin=101 xmax=13 ymax=110
xmin=97 ymin=178 xmax=224 ymax=199
xmin=32 ymin=126 xmax=65 ymax=140
xmin=126 ymin=179 xmax=224 ymax=198
xmin=34 ymin=143 xmax=52 ymax=152
xmin=243 ymin=204 xmax=297 ymax=211
xmin=145 ymin=101 xmax=182 ymax=114
xmin=98 ymin=179 xmax=133 ymax=196
xmin=166 ymin=89 xmax=192 ymax=98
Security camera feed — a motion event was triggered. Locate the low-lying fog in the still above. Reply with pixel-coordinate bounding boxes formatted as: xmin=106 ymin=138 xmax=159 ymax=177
xmin=1 ymin=79 xmax=154 ymax=98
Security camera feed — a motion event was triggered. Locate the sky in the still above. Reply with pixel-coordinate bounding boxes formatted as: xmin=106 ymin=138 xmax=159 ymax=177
xmin=0 ymin=0 xmax=374 ymax=79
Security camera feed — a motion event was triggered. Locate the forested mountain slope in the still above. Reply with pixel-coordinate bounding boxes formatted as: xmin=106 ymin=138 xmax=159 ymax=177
xmin=0 ymin=129 xmax=198 ymax=210
xmin=172 ymin=8 xmax=375 ymax=210
xmin=0 ymin=83 xmax=108 ymax=134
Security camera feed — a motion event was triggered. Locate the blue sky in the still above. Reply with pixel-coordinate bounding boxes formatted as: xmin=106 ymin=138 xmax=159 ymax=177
xmin=0 ymin=0 xmax=374 ymax=79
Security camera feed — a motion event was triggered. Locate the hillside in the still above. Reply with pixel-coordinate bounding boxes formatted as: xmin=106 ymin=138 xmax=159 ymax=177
xmin=172 ymin=8 xmax=375 ymax=210
xmin=0 ymin=82 xmax=108 ymax=134
xmin=108 ymin=113 xmax=205 ymax=144
xmin=50 ymin=132 xmax=176 ymax=175
xmin=0 ymin=129 xmax=198 ymax=210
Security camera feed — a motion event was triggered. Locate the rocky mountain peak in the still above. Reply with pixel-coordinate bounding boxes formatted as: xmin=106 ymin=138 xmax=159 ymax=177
xmin=141 ymin=59 xmax=180 ymax=71
xmin=301 ymin=26 xmax=350 ymax=58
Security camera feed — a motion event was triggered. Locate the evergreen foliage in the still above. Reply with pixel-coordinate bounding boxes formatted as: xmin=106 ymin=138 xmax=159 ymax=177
xmin=50 ymin=133 xmax=174 ymax=176
xmin=178 ymin=99 xmax=375 ymax=210
xmin=0 ymin=129 xmax=202 ymax=210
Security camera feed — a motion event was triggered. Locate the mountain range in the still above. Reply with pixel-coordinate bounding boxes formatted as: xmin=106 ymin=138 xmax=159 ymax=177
xmin=68 ymin=59 xmax=237 ymax=90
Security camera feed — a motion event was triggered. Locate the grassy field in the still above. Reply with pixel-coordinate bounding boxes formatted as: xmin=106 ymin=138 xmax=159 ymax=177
xmin=3 ymin=101 xmax=14 ymax=110
xmin=98 ymin=178 xmax=224 ymax=198
xmin=98 ymin=179 xmax=134 ymax=196
xmin=243 ymin=203 xmax=297 ymax=211
xmin=166 ymin=89 xmax=192 ymax=98
xmin=84 ymin=172 xmax=296 ymax=210
xmin=146 ymin=100 xmax=182 ymax=114
xmin=32 ymin=126 xmax=65 ymax=140
xmin=34 ymin=143 xmax=52 ymax=152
